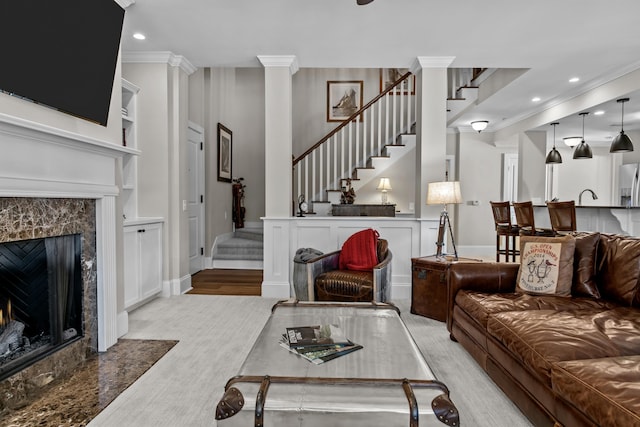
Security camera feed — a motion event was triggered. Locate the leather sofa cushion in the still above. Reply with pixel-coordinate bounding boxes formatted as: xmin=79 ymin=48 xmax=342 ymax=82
xmin=571 ymin=231 xmax=600 ymax=298
xmin=596 ymin=234 xmax=640 ymax=306
xmin=455 ymin=290 xmax=616 ymax=329
xmin=552 ymin=356 xmax=640 ymax=427
xmin=487 ymin=309 xmax=622 ymax=385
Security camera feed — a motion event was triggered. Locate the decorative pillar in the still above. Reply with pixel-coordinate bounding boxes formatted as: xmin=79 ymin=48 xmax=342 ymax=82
xmin=258 ymin=55 xmax=299 ymax=298
xmin=96 ymin=195 xmax=118 ymax=352
xmin=411 ymin=56 xmax=455 ymax=254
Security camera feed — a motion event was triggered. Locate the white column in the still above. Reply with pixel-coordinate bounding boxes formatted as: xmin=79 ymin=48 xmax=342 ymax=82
xmin=411 ymin=56 xmax=454 ymax=255
xmin=258 ymin=55 xmax=299 ymax=217
xmin=96 ymin=195 xmax=118 ymax=352
xmin=258 ymin=55 xmax=299 ymax=298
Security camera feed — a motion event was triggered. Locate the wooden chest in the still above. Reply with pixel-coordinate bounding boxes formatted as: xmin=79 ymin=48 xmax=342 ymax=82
xmin=411 ymin=256 xmax=481 ymax=322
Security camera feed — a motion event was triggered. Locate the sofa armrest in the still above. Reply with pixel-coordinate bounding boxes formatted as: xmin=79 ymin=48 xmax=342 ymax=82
xmin=446 ymin=262 xmax=520 ymax=331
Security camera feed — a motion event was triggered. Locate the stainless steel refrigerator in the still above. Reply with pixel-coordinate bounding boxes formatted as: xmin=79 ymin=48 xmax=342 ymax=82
xmin=619 ymin=163 xmax=640 ymax=206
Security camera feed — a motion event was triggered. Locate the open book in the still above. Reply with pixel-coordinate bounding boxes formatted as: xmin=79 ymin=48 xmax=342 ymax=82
xmin=279 ymin=335 xmax=362 ymax=365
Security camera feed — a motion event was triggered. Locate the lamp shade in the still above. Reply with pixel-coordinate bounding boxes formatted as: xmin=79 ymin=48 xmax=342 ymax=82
xmin=545 ymin=148 xmax=562 ymax=164
xmin=573 ymin=140 xmax=593 ymax=159
xmin=376 ymin=177 xmax=392 ymax=191
xmin=611 ymin=131 xmax=634 ymax=153
xmin=426 ymin=181 xmax=462 ymax=205
xmin=610 ymin=98 xmax=634 ymax=153
xmin=471 ymin=121 xmax=488 ymax=132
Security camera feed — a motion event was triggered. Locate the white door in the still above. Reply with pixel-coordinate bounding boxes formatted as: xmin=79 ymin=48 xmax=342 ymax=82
xmin=187 ymin=122 xmax=205 ymax=274
xmin=503 ymin=153 xmax=518 ymax=202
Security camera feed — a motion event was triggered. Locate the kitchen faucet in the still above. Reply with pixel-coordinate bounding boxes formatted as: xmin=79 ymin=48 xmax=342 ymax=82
xmin=578 ymin=189 xmax=598 ymax=206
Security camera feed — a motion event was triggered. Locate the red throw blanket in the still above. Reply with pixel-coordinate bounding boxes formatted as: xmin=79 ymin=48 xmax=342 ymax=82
xmin=338 ymin=228 xmax=379 ymax=271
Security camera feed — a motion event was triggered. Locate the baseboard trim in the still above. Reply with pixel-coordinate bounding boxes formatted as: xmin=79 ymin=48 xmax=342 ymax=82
xmin=262 ymin=280 xmax=291 ymax=298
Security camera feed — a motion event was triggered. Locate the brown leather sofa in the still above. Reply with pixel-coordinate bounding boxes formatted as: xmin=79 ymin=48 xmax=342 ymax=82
xmin=446 ymin=232 xmax=640 ymax=427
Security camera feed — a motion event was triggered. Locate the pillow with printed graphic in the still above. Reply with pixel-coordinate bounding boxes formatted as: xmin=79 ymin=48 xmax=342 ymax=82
xmin=516 ymin=235 xmax=576 ymax=296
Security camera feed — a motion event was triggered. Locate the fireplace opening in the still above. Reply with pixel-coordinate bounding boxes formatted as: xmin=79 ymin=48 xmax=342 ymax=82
xmin=0 ymin=234 xmax=83 ymax=381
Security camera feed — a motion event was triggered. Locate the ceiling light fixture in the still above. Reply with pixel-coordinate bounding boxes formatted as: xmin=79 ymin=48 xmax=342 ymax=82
xmin=532 ymin=97 xmax=541 ymax=102
xmin=573 ymin=112 xmax=593 ymax=159
xmin=133 ymin=32 xmax=146 ymax=40
xmin=563 ymin=137 xmax=582 ymax=147
xmin=569 ymin=77 xmax=580 ymax=83
xmin=545 ymin=122 xmax=562 ymax=164
xmin=610 ymin=98 xmax=634 ymax=153
xmin=356 ymin=0 xmax=374 ymax=4
xmin=471 ymin=120 xmax=488 ymax=132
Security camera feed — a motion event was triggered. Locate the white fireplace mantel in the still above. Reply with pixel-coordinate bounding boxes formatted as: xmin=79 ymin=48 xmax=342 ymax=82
xmin=0 ymin=113 xmax=130 ymax=351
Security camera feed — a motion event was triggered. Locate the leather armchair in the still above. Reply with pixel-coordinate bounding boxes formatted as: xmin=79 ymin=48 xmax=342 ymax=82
xmin=305 ymin=239 xmax=392 ymax=302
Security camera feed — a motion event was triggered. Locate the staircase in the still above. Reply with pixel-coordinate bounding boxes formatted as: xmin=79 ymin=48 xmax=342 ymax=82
xmin=211 ymin=227 xmax=263 ymax=270
xmin=293 ymin=68 xmax=491 ymax=214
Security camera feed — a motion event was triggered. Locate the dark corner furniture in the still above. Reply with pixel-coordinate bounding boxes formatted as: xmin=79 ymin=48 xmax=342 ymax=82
xmin=547 ymin=200 xmax=577 ymax=233
xmin=490 ymin=201 xmax=520 ymax=262
xmin=305 ymin=238 xmax=392 ymax=302
xmin=513 ymin=201 xmax=555 ymax=236
xmin=446 ymin=232 xmax=640 ymax=426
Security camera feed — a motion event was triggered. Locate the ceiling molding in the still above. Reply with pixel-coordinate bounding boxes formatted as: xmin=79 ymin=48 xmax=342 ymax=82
xmin=122 ymin=51 xmax=197 ymax=75
xmin=114 ymin=0 xmax=135 ymax=9
xmin=257 ymin=55 xmax=299 ymax=75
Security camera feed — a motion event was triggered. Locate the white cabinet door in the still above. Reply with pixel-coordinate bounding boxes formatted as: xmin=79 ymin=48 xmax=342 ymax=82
xmin=124 ymin=221 xmax=163 ymax=309
xmin=139 ymin=222 xmax=163 ymax=299
xmin=123 ymin=226 xmax=140 ymax=308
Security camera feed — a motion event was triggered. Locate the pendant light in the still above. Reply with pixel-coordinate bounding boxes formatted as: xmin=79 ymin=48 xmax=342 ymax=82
xmin=610 ymin=98 xmax=634 ymax=153
xmin=573 ymin=112 xmax=593 ymax=159
xmin=545 ymin=122 xmax=562 ymax=164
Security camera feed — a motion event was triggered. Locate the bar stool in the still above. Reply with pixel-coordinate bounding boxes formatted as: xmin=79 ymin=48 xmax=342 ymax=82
xmin=513 ymin=201 xmax=556 ymax=237
xmin=547 ymin=200 xmax=577 ymax=233
xmin=490 ymin=201 xmax=520 ymax=262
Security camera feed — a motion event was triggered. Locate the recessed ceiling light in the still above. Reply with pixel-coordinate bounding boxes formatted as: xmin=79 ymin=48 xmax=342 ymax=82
xmin=532 ymin=97 xmax=541 ymax=102
xmin=569 ymin=77 xmax=580 ymax=83
xmin=133 ymin=33 xmax=146 ymax=40
xmin=594 ymin=110 xmax=605 ymax=115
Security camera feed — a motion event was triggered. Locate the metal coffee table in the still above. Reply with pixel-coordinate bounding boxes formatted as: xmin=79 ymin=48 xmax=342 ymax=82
xmin=215 ymin=301 xmax=459 ymax=426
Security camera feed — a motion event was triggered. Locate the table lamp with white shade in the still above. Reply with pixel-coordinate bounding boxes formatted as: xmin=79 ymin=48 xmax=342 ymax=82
xmin=376 ymin=177 xmax=392 ymax=204
xmin=426 ymin=181 xmax=462 ymax=259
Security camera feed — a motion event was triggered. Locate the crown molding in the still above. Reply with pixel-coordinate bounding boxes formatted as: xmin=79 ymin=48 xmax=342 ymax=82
xmin=257 ymin=55 xmax=299 ymax=75
xmin=122 ymin=51 xmax=197 ymax=75
xmin=114 ymin=0 xmax=135 ymax=9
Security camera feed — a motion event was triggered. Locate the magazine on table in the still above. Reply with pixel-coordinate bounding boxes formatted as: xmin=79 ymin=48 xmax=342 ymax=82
xmin=279 ymin=334 xmax=363 ymax=364
xmin=285 ymin=324 xmax=350 ymax=348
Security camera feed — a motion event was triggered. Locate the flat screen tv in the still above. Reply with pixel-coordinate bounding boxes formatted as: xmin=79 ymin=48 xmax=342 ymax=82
xmin=0 ymin=0 xmax=125 ymax=126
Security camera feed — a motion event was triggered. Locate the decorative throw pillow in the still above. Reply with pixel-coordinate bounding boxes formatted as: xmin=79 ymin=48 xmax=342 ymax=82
xmin=516 ymin=235 xmax=576 ymax=296
xmin=570 ymin=232 xmax=601 ymax=298
xmin=338 ymin=228 xmax=379 ymax=271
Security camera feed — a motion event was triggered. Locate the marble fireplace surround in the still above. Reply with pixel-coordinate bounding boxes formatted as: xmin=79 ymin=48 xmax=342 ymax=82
xmin=0 ymin=113 xmax=134 ymax=355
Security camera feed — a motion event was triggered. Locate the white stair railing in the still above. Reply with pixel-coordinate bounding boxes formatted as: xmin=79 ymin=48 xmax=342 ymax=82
xmin=292 ymin=72 xmax=416 ymax=213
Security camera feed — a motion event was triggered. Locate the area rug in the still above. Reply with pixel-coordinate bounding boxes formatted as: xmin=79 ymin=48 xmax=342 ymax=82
xmin=1 ymin=338 xmax=178 ymax=426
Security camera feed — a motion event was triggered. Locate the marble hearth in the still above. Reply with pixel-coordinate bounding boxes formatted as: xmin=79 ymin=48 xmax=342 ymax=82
xmin=0 ymin=113 xmax=132 ymax=408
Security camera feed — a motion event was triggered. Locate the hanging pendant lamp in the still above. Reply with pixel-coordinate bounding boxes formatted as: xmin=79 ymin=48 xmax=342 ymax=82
xmin=545 ymin=122 xmax=562 ymax=164
xmin=610 ymin=98 xmax=634 ymax=153
xmin=573 ymin=112 xmax=593 ymax=159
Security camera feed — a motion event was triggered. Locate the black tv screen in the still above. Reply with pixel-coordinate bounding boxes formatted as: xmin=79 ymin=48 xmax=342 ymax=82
xmin=0 ymin=0 xmax=125 ymax=126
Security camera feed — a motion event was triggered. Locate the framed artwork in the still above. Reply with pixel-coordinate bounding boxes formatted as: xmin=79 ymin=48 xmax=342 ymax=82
xmin=217 ymin=123 xmax=232 ymax=183
xmin=327 ymin=80 xmax=364 ymax=122
xmin=379 ymin=68 xmax=415 ymax=95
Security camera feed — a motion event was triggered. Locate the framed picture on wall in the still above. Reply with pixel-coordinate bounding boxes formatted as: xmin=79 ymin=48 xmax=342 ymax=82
xmin=327 ymin=80 xmax=364 ymax=122
xmin=217 ymin=123 xmax=232 ymax=183
xmin=379 ymin=68 xmax=415 ymax=95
